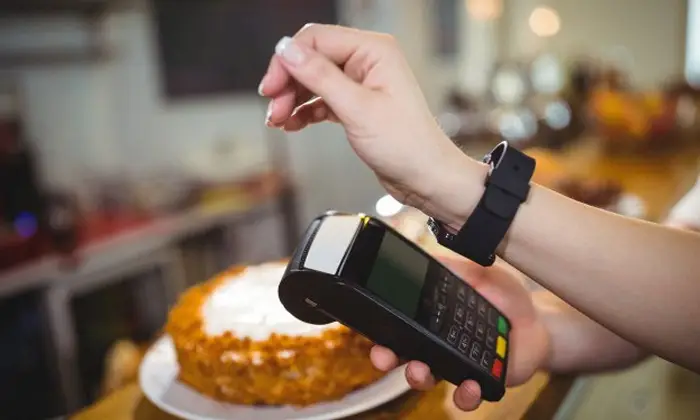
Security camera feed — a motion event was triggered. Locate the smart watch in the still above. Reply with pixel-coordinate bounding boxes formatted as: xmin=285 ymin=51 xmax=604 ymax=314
xmin=428 ymin=141 xmax=535 ymax=266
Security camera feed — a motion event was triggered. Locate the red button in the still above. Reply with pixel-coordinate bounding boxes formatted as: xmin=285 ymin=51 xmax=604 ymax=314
xmin=491 ymin=359 xmax=503 ymax=378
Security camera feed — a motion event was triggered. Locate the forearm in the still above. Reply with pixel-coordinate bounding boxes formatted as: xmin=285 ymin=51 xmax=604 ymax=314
xmin=533 ymin=291 xmax=648 ymax=373
xmin=428 ymin=152 xmax=700 ymax=373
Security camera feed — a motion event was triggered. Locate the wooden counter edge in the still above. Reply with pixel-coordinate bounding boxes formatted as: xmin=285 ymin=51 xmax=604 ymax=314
xmin=71 ymin=372 xmax=554 ymax=420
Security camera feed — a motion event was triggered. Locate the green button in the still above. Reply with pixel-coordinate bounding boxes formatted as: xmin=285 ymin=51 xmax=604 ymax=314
xmin=497 ymin=316 xmax=509 ymax=335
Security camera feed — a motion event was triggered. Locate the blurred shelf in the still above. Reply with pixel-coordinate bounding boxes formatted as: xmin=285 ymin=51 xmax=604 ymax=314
xmin=0 ymin=0 xmax=112 ymax=17
xmin=0 ymin=195 xmax=283 ymax=299
xmin=0 ymin=46 xmax=110 ymax=68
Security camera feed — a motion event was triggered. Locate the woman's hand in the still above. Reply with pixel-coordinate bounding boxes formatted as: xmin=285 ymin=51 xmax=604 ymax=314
xmin=258 ymin=24 xmax=485 ymax=228
xmin=256 ymin=27 xmax=700 ymax=376
xmin=369 ymin=253 xmax=550 ymax=411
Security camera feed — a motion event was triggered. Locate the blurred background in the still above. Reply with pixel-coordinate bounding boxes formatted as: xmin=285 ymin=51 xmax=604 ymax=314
xmin=1 ymin=0 xmax=699 ymax=419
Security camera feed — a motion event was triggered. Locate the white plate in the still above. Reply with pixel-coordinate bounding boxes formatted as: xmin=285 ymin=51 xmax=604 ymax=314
xmin=606 ymin=193 xmax=647 ymax=219
xmin=139 ymin=336 xmax=412 ymax=420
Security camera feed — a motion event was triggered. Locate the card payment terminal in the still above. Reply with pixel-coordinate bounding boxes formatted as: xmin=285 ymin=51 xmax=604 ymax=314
xmin=278 ymin=211 xmax=511 ymax=401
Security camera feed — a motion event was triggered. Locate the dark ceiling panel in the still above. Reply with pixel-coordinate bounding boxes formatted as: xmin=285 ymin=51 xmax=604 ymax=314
xmin=0 ymin=0 xmax=112 ymax=16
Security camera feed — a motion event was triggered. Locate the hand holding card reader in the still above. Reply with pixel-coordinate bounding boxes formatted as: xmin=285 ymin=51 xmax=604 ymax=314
xmin=278 ymin=212 xmax=511 ymax=401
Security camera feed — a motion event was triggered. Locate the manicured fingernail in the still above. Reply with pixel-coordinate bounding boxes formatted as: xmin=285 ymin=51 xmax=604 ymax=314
xmin=275 ymin=36 xmax=305 ymax=65
xmin=265 ymin=100 xmax=274 ymax=125
xmin=257 ymin=79 xmax=265 ymax=96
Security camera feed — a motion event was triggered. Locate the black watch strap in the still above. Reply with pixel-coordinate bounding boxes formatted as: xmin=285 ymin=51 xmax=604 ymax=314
xmin=429 ymin=142 xmax=535 ymax=266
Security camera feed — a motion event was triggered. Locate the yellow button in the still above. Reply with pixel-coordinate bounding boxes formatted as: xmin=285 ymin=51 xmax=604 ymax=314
xmin=496 ymin=337 xmax=507 ymax=358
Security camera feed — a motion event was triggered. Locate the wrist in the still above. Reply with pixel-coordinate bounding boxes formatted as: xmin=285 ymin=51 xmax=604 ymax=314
xmin=419 ymin=146 xmax=489 ymax=232
xmin=531 ymin=294 xmax=561 ymax=373
xmin=535 ymin=317 xmax=555 ymax=373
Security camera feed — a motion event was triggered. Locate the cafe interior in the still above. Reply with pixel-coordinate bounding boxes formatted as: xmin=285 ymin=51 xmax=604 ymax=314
xmin=1 ymin=0 xmax=700 ymax=419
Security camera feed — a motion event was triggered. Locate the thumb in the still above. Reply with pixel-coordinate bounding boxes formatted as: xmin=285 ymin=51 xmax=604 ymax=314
xmin=274 ymin=36 xmax=369 ymax=121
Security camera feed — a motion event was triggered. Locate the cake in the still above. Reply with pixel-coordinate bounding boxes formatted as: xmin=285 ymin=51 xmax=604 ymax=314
xmin=165 ymin=261 xmax=385 ymax=406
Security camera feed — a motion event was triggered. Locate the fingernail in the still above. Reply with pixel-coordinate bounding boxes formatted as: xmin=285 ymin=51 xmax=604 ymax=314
xmin=275 ymin=36 xmax=305 ymax=65
xmin=265 ymin=100 xmax=274 ymax=125
xmin=414 ymin=365 xmax=426 ymax=382
xmin=300 ymin=23 xmax=316 ymax=32
xmin=257 ymin=79 xmax=265 ymax=96
xmin=464 ymin=382 xmax=480 ymax=398
xmin=406 ymin=366 xmax=417 ymax=385
xmin=407 ymin=364 xmax=426 ymax=385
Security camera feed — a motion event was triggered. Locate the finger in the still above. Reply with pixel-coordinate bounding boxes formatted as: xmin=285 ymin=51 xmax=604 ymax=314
xmin=292 ymin=23 xmax=397 ymax=78
xmin=259 ymin=56 xmax=288 ymax=97
xmin=267 ymin=86 xmax=314 ymax=127
xmin=453 ymin=380 xmax=483 ymax=411
xmin=266 ymin=88 xmax=294 ymax=127
xmin=370 ymin=345 xmax=400 ymax=372
xmin=257 ymin=24 xmax=322 ymax=98
xmin=273 ymin=35 xmax=372 ymax=121
xmin=284 ymin=94 xmax=328 ymax=129
xmin=295 ymin=97 xmax=339 ymax=122
xmin=261 ymin=24 xmax=377 ymax=97
xmin=283 ymin=98 xmax=336 ymax=132
xmin=405 ymin=361 xmax=437 ymax=391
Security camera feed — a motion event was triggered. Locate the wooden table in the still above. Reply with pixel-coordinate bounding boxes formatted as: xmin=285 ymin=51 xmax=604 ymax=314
xmin=557 ymin=138 xmax=700 ymax=221
xmin=72 ymin=375 xmax=552 ymax=420
xmin=73 ymin=138 xmax=700 ymax=420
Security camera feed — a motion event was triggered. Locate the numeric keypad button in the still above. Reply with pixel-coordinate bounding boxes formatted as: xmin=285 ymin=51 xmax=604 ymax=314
xmin=447 ymin=325 xmax=460 ymax=345
xmin=465 ymin=311 xmax=476 ymax=332
xmin=469 ymin=342 xmax=482 ymax=362
xmin=475 ymin=321 xmax=485 ymax=341
xmin=436 ymin=291 xmax=447 ymax=307
xmin=454 ymin=303 xmax=466 ymax=324
xmin=433 ymin=287 xmax=447 ymax=316
xmin=477 ymin=299 xmax=487 ymax=318
xmin=467 ymin=290 xmax=477 ymax=309
xmin=481 ymin=351 xmax=492 ymax=370
xmin=456 ymin=285 xmax=466 ymax=302
xmin=487 ymin=308 xmax=498 ymax=326
xmin=486 ymin=328 xmax=497 ymax=349
xmin=457 ymin=334 xmax=470 ymax=353
xmin=434 ymin=302 xmax=447 ymax=315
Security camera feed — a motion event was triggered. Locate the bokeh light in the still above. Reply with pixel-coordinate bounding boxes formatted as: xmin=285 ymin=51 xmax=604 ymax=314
xmin=544 ymin=101 xmax=572 ymax=129
xmin=529 ymin=7 xmax=561 ymax=37
xmin=375 ymin=194 xmax=404 ymax=217
xmin=467 ymin=0 xmax=503 ymax=20
xmin=14 ymin=212 xmax=38 ymax=239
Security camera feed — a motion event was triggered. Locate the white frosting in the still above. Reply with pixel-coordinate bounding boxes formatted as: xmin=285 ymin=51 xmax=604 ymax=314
xmin=201 ymin=262 xmax=339 ymax=340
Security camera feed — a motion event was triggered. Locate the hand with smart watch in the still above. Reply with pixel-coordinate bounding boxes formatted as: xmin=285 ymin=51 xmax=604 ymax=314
xmin=259 ymin=23 xmax=700 ymax=407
